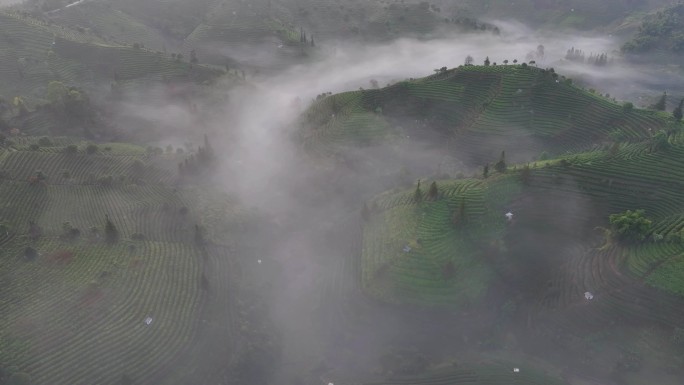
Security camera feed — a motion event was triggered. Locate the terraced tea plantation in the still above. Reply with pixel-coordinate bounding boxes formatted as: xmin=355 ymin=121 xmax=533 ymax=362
xmin=0 ymin=139 xmax=248 ymax=384
xmin=0 ymin=10 xmax=221 ymax=108
xmin=300 ymin=65 xmax=668 ymax=163
xmin=362 ymin=176 xmax=523 ymax=307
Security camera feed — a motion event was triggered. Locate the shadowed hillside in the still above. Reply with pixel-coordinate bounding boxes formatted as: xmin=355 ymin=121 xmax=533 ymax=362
xmin=299 ymin=65 xmax=669 ymax=165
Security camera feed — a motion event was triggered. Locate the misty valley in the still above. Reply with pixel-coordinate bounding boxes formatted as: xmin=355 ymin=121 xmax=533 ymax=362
xmin=2 ymin=1 xmax=684 ymax=385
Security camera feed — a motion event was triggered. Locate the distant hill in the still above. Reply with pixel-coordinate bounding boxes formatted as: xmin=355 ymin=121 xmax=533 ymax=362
xmin=439 ymin=0 xmax=673 ymax=30
xmin=181 ymin=0 xmax=498 ymax=69
xmin=299 ymin=65 xmax=669 ymax=167
xmin=18 ymin=0 xmax=499 ymax=70
xmin=0 ymin=10 xmax=224 ymax=137
xmin=622 ymin=2 xmax=684 ymax=61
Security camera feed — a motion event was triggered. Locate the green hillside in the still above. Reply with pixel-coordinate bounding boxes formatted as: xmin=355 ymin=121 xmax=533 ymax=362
xmin=45 ymin=2 xmax=172 ymax=52
xmin=3 ymin=2 xmax=684 ymax=384
xmin=0 ymin=10 xmax=222 ymax=108
xmin=26 ymin=0 xmax=218 ymax=40
xmin=0 ymin=138 xmax=265 ymax=385
xmin=622 ymin=2 xmax=684 ymax=60
xmin=300 ymin=65 xmax=669 ymax=163
xmin=362 ymin=176 xmax=520 ymax=307
xmin=447 ymin=0 xmax=672 ymax=30
xmin=362 ymin=133 xmax=684 ymax=313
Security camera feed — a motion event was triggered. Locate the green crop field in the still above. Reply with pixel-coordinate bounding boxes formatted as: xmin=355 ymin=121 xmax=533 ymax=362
xmin=0 ymin=10 xmax=221 ymax=109
xmin=300 ymin=65 xmax=668 ymax=163
xmin=46 ymin=2 xmax=171 ymax=52
xmin=3 ymin=1 xmax=684 ymax=382
xmin=0 ymin=137 xmax=254 ymax=384
xmin=361 ymin=136 xmax=684 ymax=336
xmin=362 ymin=176 xmax=522 ymax=307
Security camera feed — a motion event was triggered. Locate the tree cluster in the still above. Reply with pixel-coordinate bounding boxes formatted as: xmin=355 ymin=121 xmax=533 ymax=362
xmin=609 ymin=209 xmax=652 ymax=243
xmin=104 ymin=214 xmax=119 ymax=244
xmin=622 ymin=3 xmax=684 ymax=54
xmin=46 ymin=81 xmax=91 ymax=121
xmin=178 ymin=134 xmax=215 ymax=176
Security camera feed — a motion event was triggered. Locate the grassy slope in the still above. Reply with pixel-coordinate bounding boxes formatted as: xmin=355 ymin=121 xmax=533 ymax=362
xmin=0 ymin=10 xmax=222 ymax=107
xmin=362 ymin=135 xmax=684 ymax=313
xmin=362 ymin=176 xmax=520 ymax=307
xmin=182 ymin=0 xmax=472 ymax=67
xmin=300 ymin=65 xmax=668 ymax=163
xmin=621 ymin=3 xmax=684 ymax=60
xmin=0 ymin=139 xmax=249 ymax=384
xmin=45 ymin=2 xmax=172 ymax=52
xmin=449 ymin=0 xmax=672 ymax=30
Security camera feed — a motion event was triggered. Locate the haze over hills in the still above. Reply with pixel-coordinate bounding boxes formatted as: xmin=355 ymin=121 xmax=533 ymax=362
xmin=2 ymin=1 xmax=684 ymax=385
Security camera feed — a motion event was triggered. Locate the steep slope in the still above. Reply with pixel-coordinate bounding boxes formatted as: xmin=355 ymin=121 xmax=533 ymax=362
xmin=442 ymin=0 xmax=672 ymax=30
xmin=299 ymin=65 xmax=669 ymax=166
xmin=0 ymin=138 xmax=266 ymax=385
xmin=0 ymin=10 xmax=222 ymax=108
xmin=622 ymin=2 xmax=684 ymax=61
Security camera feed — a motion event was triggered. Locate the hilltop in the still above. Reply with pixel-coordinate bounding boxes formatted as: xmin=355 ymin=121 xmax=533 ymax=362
xmin=299 ymin=64 xmax=670 ymax=167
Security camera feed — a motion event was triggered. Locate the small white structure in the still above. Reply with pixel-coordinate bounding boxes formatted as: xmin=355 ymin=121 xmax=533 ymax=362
xmin=513 ymin=368 xmax=520 ymax=373
xmin=505 ymin=212 xmax=514 ymax=221
xmin=257 ymin=259 xmax=262 ymax=264
xmin=584 ymin=291 xmax=594 ymax=300
xmin=144 ymin=317 xmax=153 ymax=326
xmin=403 ymin=245 xmax=412 ymax=253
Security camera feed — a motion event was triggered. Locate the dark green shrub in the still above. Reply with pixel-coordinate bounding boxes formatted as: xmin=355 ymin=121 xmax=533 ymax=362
xmin=85 ymin=144 xmax=99 ymax=154
xmin=104 ymin=215 xmax=119 ymax=244
xmin=24 ymin=247 xmax=38 ymax=261
xmin=609 ymin=209 xmax=652 ymax=243
xmin=37 ymin=137 xmax=52 ymax=146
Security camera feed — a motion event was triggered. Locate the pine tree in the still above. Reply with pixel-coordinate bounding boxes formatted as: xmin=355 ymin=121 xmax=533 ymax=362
xmin=310 ymin=35 xmax=315 ymax=47
xmin=427 ymin=181 xmax=438 ymax=200
xmin=414 ymin=180 xmax=423 ymax=203
xmin=484 ymin=56 xmax=490 ymax=66
xmin=494 ymin=151 xmax=507 ymax=173
xmin=674 ymin=98 xmax=684 ymax=122
xmin=652 ymin=92 xmax=667 ymax=111
xmin=520 ymin=164 xmax=531 ymax=185
xmin=483 ymin=163 xmax=489 ymax=178
xmin=452 ymin=200 xmax=466 ymax=226
xmin=104 ymin=215 xmax=119 ymax=244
